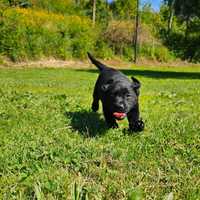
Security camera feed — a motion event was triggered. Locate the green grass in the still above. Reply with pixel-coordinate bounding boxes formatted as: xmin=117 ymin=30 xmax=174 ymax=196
xmin=0 ymin=66 xmax=200 ymax=199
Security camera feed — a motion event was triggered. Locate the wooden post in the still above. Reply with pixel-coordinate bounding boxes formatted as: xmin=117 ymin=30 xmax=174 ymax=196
xmin=134 ymin=0 xmax=139 ymax=63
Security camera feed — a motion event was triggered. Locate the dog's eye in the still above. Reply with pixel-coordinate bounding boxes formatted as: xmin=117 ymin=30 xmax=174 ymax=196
xmin=126 ymin=94 xmax=131 ymax=98
xmin=111 ymin=93 xmax=116 ymax=97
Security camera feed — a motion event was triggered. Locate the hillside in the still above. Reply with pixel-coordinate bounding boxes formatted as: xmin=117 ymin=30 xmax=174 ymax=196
xmin=0 ymin=0 xmax=199 ymax=63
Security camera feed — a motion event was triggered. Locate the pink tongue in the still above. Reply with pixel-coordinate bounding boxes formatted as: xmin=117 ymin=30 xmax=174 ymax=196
xmin=113 ymin=112 xmax=126 ymax=119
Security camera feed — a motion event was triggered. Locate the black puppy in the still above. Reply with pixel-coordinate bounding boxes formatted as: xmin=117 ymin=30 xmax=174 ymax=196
xmin=88 ymin=53 xmax=144 ymax=132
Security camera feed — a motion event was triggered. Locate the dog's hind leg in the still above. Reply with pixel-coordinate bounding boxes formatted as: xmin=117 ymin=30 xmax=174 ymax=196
xmin=103 ymin=105 xmax=118 ymax=129
xmin=127 ymin=104 xmax=144 ymax=132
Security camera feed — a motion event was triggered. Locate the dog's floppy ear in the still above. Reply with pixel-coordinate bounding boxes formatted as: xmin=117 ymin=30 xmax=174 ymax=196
xmin=131 ymin=77 xmax=141 ymax=96
xmin=101 ymin=79 xmax=113 ymax=92
xmin=131 ymin=77 xmax=141 ymax=89
xmin=101 ymin=84 xmax=110 ymax=91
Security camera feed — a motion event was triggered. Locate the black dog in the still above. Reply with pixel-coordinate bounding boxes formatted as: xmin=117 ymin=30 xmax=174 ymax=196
xmin=88 ymin=53 xmax=144 ymax=132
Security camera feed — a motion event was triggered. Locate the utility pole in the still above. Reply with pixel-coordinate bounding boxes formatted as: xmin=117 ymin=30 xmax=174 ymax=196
xmin=133 ymin=0 xmax=139 ymax=63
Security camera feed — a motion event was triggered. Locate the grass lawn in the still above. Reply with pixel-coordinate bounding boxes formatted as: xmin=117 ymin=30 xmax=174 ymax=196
xmin=0 ymin=66 xmax=200 ymax=199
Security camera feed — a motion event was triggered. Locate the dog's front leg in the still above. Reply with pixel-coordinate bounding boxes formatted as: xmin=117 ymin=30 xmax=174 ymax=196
xmin=103 ymin=106 xmax=118 ymax=128
xmin=127 ymin=104 xmax=144 ymax=132
xmin=92 ymin=85 xmax=99 ymax=112
xmin=92 ymin=96 xmax=99 ymax=112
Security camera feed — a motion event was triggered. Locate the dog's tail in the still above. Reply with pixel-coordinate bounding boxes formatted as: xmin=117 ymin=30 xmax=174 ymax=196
xmin=87 ymin=52 xmax=107 ymax=71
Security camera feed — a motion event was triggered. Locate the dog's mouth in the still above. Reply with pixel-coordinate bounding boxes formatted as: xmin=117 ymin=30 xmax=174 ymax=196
xmin=113 ymin=112 xmax=126 ymax=120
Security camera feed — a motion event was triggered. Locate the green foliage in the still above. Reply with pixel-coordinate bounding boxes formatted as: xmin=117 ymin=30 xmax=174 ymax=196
xmin=123 ymin=47 xmax=134 ymax=61
xmin=0 ymin=8 xmax=96 ymax=61
xmin=103 ymin=19 xmax=173 ymax=62
xmin=67 ymin=15 xmax=97 ymax=58
xmin=0 ymin=67 xmax=200 ymax=199
xmin=94 ymin=40 xmax=114 ymax=59
xmin=110 ymin=0 xmax=137 ymax=19
xmin=2 ymin=0 xmax=31 ymax=7
xmin=140 ymin=4 xmax=155 ymax=25
xmin=154 ymin=45 xmax=175 ymax=62
xmin=31 ymin=0 xmax=80 ymax=15
xmin=83 ymin=0 xmax=112 ymax=25
xmin=161 ymin=0 xmax=200 ymax=62
xmin=2 ymin=0 xmax=79 ymax=14
xmin=104 ymin=20 xmax=133 ymax=55
xmin=140 ymin=44 xmax=175 ymax=62
xmin=72 ymin=182 xmax=88 ymax=200
xmin=172 ymin=0 xmax=200 ymax=20
xmin=1 ymin=0 xmax=199 ymax=62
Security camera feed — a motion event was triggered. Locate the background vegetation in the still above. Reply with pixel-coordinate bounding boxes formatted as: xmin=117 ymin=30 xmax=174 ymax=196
xmin=0 ymin=0 xmax=199 ymax=62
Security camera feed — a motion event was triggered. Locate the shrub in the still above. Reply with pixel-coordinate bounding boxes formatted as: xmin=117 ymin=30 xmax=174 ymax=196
xmin=2 ymin=0 xmax=77 ymax=14
xmin=154 ymin=45 xmax=175 ymax=62
xmin=95 ymin=40 xmax=114 ymax=59
xmin=67 ymin=15 xmax=97 ymax=58
xmin=140 ymin=43 xmax=175 ymax=62
xmin=31 ymin=0 xmax=77 ymax=15
xmin=123 ymin=47 xmax=134 ymax=61
xmin=104 ymin=20 xmax=133 ymax=55
xmin=0 ymin=8 xmax=97 ymax=61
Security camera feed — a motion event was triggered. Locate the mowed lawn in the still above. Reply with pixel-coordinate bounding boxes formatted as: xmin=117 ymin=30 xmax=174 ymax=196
xmin=0 ymin=66 xmax=200 ymax=199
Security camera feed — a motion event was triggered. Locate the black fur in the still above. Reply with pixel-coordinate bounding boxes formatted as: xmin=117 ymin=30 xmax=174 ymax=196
xmin=88 ymin=52 xmax=144 ymax=132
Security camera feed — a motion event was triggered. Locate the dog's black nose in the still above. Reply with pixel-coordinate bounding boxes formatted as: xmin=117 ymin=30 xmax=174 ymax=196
xmin=117 ymin=103 xmax=124 ymax=110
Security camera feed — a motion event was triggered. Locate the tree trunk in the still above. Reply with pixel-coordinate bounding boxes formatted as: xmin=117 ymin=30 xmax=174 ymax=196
xmin=133 ymin=0 xmax=139 ymax=63
xmin=185 ymin=15 xmax=190 ymax=41
xmin=168 ymin=8 xmax=174 ymax=33
xmin=167 ymin=0 xmax=175 ymax=34
xmin=92 ymin=0 xmax=96 ymax=27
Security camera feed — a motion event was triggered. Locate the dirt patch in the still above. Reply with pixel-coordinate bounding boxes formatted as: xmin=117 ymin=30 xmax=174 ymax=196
xmin=0 ymin=57 xmax=199 ymax=69
xmin=0 ymin=58 xmax=132 ymax=69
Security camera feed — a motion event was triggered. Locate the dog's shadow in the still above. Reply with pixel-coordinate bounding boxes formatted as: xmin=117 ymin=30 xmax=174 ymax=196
xmin=65 ymin=110 xmax=107 ymax=137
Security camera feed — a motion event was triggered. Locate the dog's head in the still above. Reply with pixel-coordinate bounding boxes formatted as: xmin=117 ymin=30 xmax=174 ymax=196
xmin=102 ymin=77 xmax=141 ymax=120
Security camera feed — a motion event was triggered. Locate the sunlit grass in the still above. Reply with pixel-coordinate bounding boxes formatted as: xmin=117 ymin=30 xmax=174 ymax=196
xmin=0 ymin=66 xmax=200 ymax=199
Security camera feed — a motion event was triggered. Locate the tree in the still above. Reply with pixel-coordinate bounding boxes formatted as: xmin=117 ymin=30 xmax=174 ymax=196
xmin=163 ymin=0 xmax=200 ymax=61
xmin=110 ymin=0 xmax=137 ymax=20
xmin=82 ymin=0 xmax=111 ymax=25
xmin=164 ymin=0 xmax=200 ymax=35
xmin=166 ymin=0 xmax=175 ymax=33
xmin=92 ymin=0 xmax=96 ymax=26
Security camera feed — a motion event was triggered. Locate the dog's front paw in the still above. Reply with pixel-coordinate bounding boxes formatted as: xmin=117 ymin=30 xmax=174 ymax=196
xmin=108 ymin=122 xmax=119 ymax=129
xmin=129 ymin=120 xmax=144 ymax=132
xmin=92 ymin=102 xmax=99 ymax=112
